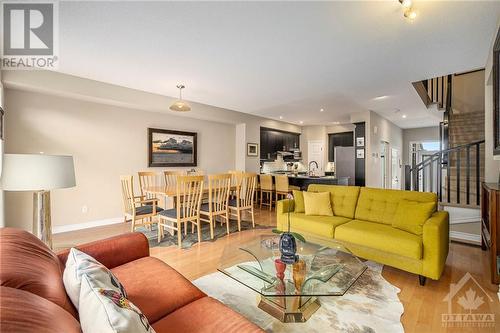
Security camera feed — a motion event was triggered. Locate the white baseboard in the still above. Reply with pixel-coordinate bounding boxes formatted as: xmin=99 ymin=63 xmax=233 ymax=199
xmin=53 ymin=217 xmax=123 ymax=234
xmin=450 ymin=231 xmax=481 ymax=244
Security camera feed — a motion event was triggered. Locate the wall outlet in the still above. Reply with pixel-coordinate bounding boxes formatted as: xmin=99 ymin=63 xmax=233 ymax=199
xmin=81 ymin=205 xmax=88 ymax=214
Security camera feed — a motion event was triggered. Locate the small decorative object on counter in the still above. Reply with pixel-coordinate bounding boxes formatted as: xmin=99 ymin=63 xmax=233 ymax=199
xmin=273 ymin=193 xmax=306 ymax=265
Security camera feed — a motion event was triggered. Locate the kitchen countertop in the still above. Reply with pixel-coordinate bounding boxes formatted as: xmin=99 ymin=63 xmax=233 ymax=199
xmin=261 ymin=172 xmax=336 ymax=180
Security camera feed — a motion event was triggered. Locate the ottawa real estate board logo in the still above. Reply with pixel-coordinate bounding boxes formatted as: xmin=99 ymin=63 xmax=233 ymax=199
xmin=1 ymin=1 xmax=59 ymax=69
xmin=442 ymin=272 xmax=495 ymax=328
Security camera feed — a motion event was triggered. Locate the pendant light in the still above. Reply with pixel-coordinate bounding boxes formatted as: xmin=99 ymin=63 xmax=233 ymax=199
xmin=169 ymin=84 xmax=191 ymax=112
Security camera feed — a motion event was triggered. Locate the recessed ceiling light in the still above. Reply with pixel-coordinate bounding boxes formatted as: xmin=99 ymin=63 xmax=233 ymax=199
xmin=299 ymin=121 xmax=304 ymax=124
xmin=373 ymin=95 xmax=389 ymax=100
xmin=279 ymin=116 xmax=283 ymax=119
xmin=404 ymin=9 xmax=417 ymax=20
xmin=402 ymin=114 xmax=407 ymax=118
xmin=320 ymin=108 xmax=324 ymax=112
xmin=400 ymin=0 xmax=412 ymax=9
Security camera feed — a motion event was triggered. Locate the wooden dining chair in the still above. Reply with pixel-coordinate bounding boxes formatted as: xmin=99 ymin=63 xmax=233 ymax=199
xmin=120 ymin=175 xmax=163 ymax=232
xmin=163 ymin=170 xmax=185 ymax=188
xmin=229 ymin=172 xmax=257 ymax=231
xmin=138 ymin=171 xmax=161 ymax=200
xmin=274 ymin=175 xmax=300 ymax=202
xmin=157 ymin=175 xmax=204 ymax=247
xmin=259 ymin=174 xmax=274 ymax=211
xmin=200 ymin=174 xmax=231 ymax=238
xmin=228 ymin=170 xmax=244 ymax=198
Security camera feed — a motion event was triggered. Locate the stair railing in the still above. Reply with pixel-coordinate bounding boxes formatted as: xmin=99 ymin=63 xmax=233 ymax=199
xmin=404 ymin=140 xmax=485 ymax=206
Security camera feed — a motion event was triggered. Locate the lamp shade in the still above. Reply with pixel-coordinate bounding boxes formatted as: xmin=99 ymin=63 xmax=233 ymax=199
xmin=1 ymin=154 xmax=76 ymax=191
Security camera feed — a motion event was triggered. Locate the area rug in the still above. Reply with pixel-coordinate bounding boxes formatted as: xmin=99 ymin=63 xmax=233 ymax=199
xmin=137 ymin=220 xmax=271 ymax=249
xmin=193 ymin=261 xmax=404 ymax=333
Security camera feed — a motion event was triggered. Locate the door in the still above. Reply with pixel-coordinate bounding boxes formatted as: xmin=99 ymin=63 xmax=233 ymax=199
xmin=380 ymin=141 xmax=390 ymax=189
xmin=391 ymin=148 xmax=400 ymax=189
xmin=308 ymin=140 xmax=324 ymax=175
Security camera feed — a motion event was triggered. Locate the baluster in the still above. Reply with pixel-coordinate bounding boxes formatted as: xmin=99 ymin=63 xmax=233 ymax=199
xmin=476 ymin=143 xmax=480 ymax=206
xmin=416 ymin=168 xmax=420 ymax=192
xmin=422 ymin=165 xmax=426 ymax=192
xmin=466 ymin=146 xmax=470 ymax=205
xmin=429 ymin=159 xmax=434 ymax=193
xmin=447 ymin=151 xmax=451 ymax=203
xmin=438 ymin=153 xmax=442 ymax=202
xmin=457 ymin=149 xmax=461 ymax=204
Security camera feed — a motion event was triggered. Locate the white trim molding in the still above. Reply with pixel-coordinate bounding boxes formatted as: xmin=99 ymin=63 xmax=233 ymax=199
xmin=450 ymin=231 xmax=481 ymax=245
xmin=53 ymin=217 xmax=123 ymax=234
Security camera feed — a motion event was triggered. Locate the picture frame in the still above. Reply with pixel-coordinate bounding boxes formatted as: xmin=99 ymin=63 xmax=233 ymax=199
xmin=356 ymin=137 xmax=365 ymax=147
xmin=148 ymin=128 xmax=197 ymax=167
xmin=356 ymin=149 xmax=365 ymax=159
xmin=247 ymin=143 xmax=258 ymax=156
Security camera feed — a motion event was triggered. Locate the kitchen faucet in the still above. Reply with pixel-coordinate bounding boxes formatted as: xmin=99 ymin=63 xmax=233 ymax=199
xmin=308 ymin=161 xmax=319 ymax=176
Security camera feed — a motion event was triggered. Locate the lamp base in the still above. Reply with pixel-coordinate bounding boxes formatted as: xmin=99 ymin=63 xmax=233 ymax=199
xmin=33 ymin=191 xmax=52 ymax=249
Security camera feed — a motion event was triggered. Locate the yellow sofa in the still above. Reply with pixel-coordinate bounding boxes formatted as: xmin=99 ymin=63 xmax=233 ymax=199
xmin=276 ymin=184 xmax=449 ymax=285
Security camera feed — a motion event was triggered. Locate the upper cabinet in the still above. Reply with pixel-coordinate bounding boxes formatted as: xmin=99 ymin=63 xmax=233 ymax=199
xmin=260 ymin=127 xmax=300 ymax=160
xmin=328 ymin=131 xmax=354 ymax=162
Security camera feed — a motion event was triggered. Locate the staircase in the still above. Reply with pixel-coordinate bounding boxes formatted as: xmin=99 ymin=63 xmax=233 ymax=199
xmin=406 ymin=72 xmax=485 ymax=209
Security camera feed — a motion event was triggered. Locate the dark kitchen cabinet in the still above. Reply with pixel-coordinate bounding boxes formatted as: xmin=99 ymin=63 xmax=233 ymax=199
xmin=328 ymin=131 xmax=354 ymax=162
xmin=260 ymin=127 xmax=300 ymax=160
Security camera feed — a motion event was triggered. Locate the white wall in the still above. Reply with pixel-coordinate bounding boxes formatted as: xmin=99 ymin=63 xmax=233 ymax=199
xmin=366 ymin=111 xmax=403 ymax=188
xmin=485 ymin=21 xmax=500 ymax=183
xmin=0 ymin=72 xmax=4 ymax=228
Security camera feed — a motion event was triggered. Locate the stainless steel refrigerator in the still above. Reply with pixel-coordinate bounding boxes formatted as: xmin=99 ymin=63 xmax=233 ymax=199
xmin=334 ymin=146 xmax=355 ymax=186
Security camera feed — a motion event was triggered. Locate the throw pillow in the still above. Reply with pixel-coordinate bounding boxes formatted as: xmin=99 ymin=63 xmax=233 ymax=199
xmin=392 ymin=200 xmax=436 ymax=235
xmin=79 ymin=273 xmax=155 ymax=333
xmin=303 ymin=191 xmax=333 ymax=216
xmin=63 ymin=248 xmax=127 ymax=310
xmin=293 ymin=190 xmax=305 ymax=213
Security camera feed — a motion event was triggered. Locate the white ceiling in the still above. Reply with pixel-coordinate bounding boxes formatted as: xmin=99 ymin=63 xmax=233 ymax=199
xmin=57 ymin=1 xmax=500 ymax=129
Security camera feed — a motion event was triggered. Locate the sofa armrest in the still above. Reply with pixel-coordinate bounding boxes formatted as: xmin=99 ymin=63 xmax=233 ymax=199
xmin=57 ymin=232 xmax=150 ymax=269
xmin=422 ymin=210 xmax=449 ymax=280
xmin=276 ymin=199 xmax=294 ymax=215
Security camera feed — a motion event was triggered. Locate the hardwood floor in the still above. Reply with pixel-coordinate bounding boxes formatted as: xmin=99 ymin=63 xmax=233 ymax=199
xmin=53 ymin=208 xmax=500 ymax=333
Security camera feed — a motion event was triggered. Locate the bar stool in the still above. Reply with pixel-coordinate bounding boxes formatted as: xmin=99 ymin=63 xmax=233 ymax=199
xmin=259 ymin=174 xmax=274 ymax=211
xmin=274 ymin=175 xmax=300 ymax=202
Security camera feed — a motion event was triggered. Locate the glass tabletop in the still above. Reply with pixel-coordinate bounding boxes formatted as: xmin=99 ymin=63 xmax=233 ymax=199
xmin=217 ymin=234 xmax=367 ymax=298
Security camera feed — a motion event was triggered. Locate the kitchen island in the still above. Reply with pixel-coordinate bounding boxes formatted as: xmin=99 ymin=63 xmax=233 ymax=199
xmin=263 ymin=173 xmax=349 ymax=190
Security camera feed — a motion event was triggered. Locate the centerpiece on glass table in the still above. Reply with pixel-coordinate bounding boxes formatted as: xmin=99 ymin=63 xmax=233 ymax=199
xmin=272 ymin=193 xmax=306 ymax=265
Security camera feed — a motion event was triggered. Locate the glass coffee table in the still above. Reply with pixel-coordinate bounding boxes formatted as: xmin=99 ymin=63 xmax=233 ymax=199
xmin=218 ymin=234 xmax=367 ymax=323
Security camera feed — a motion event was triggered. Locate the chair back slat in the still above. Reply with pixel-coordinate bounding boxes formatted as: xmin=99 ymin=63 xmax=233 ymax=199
xmin=120 ymin=175 xmax=134 ymax=213
xmin=164 ymin=170 xmax=185 ymax=188
xmin=259 ymin=174 xmax=273 ymax=191
xmin=228 ymin=170 xmax=244 ymax=187
xmin=208 ymin=174 xmax=231 ymax=214
xmin=138 ymin=171 xmax=160 ymax=200
xmin=176 ymin=175 xmax=204 ymax=220
xmin=237 ymin=173 xmax=257 ymax=208
xmin=275 ymin=175 xmax=290 ymax=193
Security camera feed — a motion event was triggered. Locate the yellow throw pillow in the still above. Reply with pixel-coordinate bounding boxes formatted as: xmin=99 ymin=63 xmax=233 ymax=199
xmin=392 ymin=200 xmax=436 ymax=235
xmin=293 ymin=190 xmax=305 ymax=213
xmin=303 ymin=192 xmax=333 ymax=216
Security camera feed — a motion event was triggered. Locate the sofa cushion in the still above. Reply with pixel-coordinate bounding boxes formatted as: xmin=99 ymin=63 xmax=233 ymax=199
xmin=303 ymin=192 xmax=333 ymax=216
xmin=354 ymin=187 xmax=437 ymax=225
xmin=307 ymin=184 xmax=360 ymax=219
xmin=289 ymin=213 xmax=350 ymax=238
xmin=111 ymin=256 xmax=206 ymax=323
xmin=335 ymin=220 xmax=423 ymax=260
xmin=0 ymin=228 xmax=77 ymax=318
xmin=0 ymin=286 xmax=81 ymax=333
xmin=392 ymin=200 xmax=436 ymax=235
xmin=151 ymin=296 xmax=262 ymax=333
xmin=293 ymin=190 xmax=305 ymax=213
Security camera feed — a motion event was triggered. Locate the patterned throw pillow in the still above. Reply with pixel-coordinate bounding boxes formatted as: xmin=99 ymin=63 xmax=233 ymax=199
xmin=79 ymin=273 xmax=155 ymax=333
xmin=63 ymin=248 xmax=127 ymax=309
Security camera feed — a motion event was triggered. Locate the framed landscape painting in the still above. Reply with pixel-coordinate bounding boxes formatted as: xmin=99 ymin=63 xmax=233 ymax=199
xmin=148 ymin=128 xmax=197 ymax=167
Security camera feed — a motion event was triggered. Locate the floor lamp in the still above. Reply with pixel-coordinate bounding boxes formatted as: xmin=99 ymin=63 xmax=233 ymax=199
xmin=1 ymin=154 xmax=76 ymax=249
